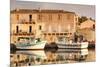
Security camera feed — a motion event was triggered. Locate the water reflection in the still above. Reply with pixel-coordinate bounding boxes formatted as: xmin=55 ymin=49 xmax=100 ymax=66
xmin=10 ymin=49 xmax=95 ymax=67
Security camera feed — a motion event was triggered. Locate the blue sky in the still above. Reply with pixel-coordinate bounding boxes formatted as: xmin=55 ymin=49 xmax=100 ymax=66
xmin=10 ymin=0 xmax=95 ymax=19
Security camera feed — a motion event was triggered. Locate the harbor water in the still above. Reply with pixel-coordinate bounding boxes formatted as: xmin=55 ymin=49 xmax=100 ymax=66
xmin=10 ymin=48 xmax=95 ymax=67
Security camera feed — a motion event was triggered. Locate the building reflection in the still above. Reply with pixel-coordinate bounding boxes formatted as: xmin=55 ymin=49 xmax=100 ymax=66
xmin=10 ymin=49 xmax=88 ymax=66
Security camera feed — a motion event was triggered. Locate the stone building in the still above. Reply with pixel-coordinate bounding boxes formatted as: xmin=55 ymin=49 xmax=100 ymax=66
xmin=80 ymin=19 xmax=95 ymax=29
xmin=10 ymin=9 xmax=78 ymax=43
xmin=77 ymin=19 xmax=95 ymax=42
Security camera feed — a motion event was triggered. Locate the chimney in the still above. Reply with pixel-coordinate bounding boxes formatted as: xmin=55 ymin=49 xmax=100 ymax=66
xmin=38 ymin=7 xmax=41 ymax=12
xmin=16 ymin=8 xmax=19 ymax=11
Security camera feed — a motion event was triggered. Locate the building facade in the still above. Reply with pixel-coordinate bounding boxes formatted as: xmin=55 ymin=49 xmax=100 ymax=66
xmin=11 ymin=9 xmax=78 ymax=43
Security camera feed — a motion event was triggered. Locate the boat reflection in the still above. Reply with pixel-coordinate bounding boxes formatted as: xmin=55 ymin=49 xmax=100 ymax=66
xmin=10 ymin=49 xmax=88 ymax=66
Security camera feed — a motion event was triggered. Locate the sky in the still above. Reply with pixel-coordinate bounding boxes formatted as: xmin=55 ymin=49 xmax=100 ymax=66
xmin=10 ymin=0 xmax=95 ymax=19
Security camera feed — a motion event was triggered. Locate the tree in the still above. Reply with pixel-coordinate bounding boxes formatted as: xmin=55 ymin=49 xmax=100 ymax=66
xmin=90 ymin=17 xmax=95 ymax=22
xmin=78 ymin=16 xmax=88 ymax=25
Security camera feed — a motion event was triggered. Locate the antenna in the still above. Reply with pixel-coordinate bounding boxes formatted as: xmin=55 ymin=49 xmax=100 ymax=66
xmin=38 ymin=5 xmax=41 ymax=12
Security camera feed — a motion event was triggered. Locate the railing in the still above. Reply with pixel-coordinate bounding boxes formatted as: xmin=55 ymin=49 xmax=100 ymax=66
xmin=43 ymin=32 xmax=72 ymax=36
xmin=18 ymin=21 xmax=36 ymax=24
xmin=11 ymin=32 xmax=35 ymax=36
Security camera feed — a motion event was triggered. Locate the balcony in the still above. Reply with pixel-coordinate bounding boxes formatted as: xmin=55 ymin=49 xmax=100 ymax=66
xmin=18 ymin=21 xmax=36 ymax=24
xmin=17 ymin=19 xmax=36 ymax=24
xmin=43 ymin=32 xmax=72 ymax=37
xmin=11 ymin=32 xmax=35 ymax=36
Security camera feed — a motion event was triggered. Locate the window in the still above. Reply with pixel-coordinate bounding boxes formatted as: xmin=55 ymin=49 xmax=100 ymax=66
xmin=16 ymin=26 xmax=19 ymax=33
xmin=58 ymin=14 xmax=62 ymax=20
xmin=93 ymin=24 xmax=95 ymax=29
xmin=29 ymin=26 xmax=32 ymax=33
xmin=75 ymin=17 xmax=77 ymax=21
xmin=29 ymin=14 xmax=32 ymax=22
xmin=67 ymin=14 xmax=71 ymax=20
xmin=38 ymin=14 xmax=42 ymax=20
xmin=49 ymin=14 xmax=52 ymax=21
xmin=16 ymin=15 xmax=19 ymax=20
xmin=38 ymin=14 xmax=40 ymax=20
xmin=39 ymin=25 xmax=42 ymax=30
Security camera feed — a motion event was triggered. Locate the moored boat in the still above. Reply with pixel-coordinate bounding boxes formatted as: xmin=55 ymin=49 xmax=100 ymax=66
xmin=16 ymin=38 xmax=47 ymax=50
xmin=55 ymin=37 xmax=88 ymax=49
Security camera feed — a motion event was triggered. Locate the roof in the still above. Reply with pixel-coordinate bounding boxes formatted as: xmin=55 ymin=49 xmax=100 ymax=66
xmin=10 ymin=9 xmax=75 ymax=14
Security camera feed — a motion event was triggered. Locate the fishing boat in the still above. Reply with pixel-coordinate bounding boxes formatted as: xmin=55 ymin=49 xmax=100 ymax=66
xmin=16 ymin=38 xmax=47 ymax=50
xmin=55 ymin=37 xmax=88 ymax=49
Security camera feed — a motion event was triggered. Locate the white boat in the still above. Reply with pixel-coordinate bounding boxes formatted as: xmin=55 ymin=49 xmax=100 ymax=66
xmin=16 ymin=38 xmax=47 ymax=50
xmin=56 ymin=37 xmax=88 ymax=49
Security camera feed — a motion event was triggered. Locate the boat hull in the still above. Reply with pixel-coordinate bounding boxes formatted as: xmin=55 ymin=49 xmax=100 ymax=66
xmin=16 ymin=42 xmax=47 ymax=50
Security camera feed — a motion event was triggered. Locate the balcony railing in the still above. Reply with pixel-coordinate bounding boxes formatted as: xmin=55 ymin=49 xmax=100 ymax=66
xmin=43 ymin=32 xmax=72 ymax=36
xmin=11 ymin=32 xmax=35 ymax=36
xmin=18 ymin=21 xmax=36 ymax=24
